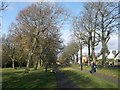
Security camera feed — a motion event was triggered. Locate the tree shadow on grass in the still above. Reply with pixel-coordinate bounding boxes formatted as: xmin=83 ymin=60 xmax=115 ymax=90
xmin=2 ymin=69 xmax=57 ymax=89
xmin=62 ymin=69 xmax=117 ymax=88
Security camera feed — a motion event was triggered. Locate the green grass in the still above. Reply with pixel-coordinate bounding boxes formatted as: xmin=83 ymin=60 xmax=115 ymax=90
xmin=71 ymin=64 xmax=119 ymax=78
xmin=84 ymin=65 xmax=119 ymax=78
xmin=97 ymin=67 xmax=119 ymax=78
xmin=71 ymin=64 xmax=80 ymax=68
xmin=60 ymin=67 xmax=118 ymax=88
xmin=2 ymin=67 xmax=57 ymax=88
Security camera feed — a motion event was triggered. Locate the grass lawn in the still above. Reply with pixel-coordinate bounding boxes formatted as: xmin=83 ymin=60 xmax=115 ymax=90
xmin=96 ymin=67 xmax=119 ymax=78
xmin=83 ymin=65 xmax=119 ymax=78
xmin=2 ymin=67 xmax=57 ymax=89
xmin=71 ymin=64 xmax=119 ymax=78
xmin=60 ymin=67 xmax=118 ymax=88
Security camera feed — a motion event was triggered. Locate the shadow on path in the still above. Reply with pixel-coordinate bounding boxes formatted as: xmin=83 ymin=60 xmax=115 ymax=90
xmin=54 ymin=67 xmax=80 ymax=89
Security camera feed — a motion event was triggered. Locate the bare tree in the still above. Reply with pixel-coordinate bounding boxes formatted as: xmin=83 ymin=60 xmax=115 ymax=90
xmin=80 ymin=2 xmax=119 ymax=67
xmin=82 ymin=3 xmax=101 ymax=64
xmin=71 ymin=16 xmax=85 ymax=70
xmin=72 ymin=3 xmax=101 ymax=68
xmin=0 ymin=2 xmax=8 ymax=10
xmin=9 ymin=2 xmax=69 ymax=72
xmin=94 ymin=2 xmax=119 ymax=67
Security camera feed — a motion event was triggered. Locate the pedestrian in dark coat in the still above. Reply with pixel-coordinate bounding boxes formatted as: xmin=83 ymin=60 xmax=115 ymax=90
xmin=90 ymin=62 xmax=96 ymax=73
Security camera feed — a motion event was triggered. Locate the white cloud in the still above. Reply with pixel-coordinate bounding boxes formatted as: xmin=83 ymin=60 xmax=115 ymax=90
xmin=108 ymin=34 xmax=118 ymax=50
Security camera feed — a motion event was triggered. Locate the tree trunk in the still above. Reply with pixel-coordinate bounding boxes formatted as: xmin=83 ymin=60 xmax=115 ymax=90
xmin=88 ymin=38 xmax=91 ymax=66
xmin=80 ymin=42 xmax=83 ymax=71
xmin=91 ymin=34 xmax=96 ymax=63
xmin=9 ymin=55 xmax=15 ymax=69
xmin=101 ymin=14 xmax=106 ymax=67
xmin=102 ymin=53 xmax=106 ymax=67
xmin=25 ymin=52 xmax=32 ymax=73
xmin=25 ymin=34 xmax=38 ymax=73
xmin=12 ymin=59 xmax=15 ymax=69
xmin=34 ymin=59 xmax=38 ymax=70
xmin=102 ymin=41 xmax=106 ymax=67
xmin=91 ymin=10 xmax=98 ymax=64
xmin=26 ymin=60 xmax=30 ymax=72
xmin=18 ymin=56 xmax=22 ymax=68
xmin=40 ymin=59 xmax=42 ymax=66
xmin=102 ymin=33 xmax=109 ymax=67
xmin=37 ymin=59 xmax=41 ymax=69
xmin=92 ymin=47 xmax=96 ymax=63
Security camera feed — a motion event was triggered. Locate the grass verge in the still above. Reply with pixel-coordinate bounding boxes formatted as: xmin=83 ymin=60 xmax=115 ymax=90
xmin=60 ymin=67 xmax=118 ymax=88
xmin=2 ymin=67 xmax=57 ymax=88
xmin=71 ymin=64 xmax=119 ymax=78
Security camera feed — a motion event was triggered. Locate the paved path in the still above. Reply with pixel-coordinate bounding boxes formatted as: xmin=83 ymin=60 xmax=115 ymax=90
xmin=72 ymin=67 xmax=118 ymax=85
xmin=54 ymin=67 xmax=80 ymax=89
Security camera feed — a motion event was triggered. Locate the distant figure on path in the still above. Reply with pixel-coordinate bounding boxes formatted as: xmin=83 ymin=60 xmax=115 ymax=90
xmin=90 ymin=62 xmax=97 ymax=73
xmin=44 ymin=62 xmax=48 ymax=72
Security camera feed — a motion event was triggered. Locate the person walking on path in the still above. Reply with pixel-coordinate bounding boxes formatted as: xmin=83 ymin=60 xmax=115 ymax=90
xmin=90 ymin=62 xmax=97 ymax=73
xmin=44 ymin=62 xmax=48 ymax=72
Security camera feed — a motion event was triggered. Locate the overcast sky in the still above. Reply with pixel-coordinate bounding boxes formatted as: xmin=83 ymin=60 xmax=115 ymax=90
xmin=2 ymin=2 xmax=118 ymax=54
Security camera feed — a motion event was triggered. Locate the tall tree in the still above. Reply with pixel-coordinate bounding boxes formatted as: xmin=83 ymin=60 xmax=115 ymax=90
xmin=71 ymin=16 xmax=86 ymax=70
xmin=1 ymin=2 xmax=8 ymax=68
xmin=9 ymin=2 xmax=69 ymax=72
xmin=94 ymin=2 xmax=119 ymax=67
xmin=81 ymin=3 xmax=101 ymax=64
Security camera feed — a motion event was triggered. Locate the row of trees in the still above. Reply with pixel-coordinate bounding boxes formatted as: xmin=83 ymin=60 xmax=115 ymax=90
xmin=2 ymin=2 xmax=69 ymax=72
xmin=58 ymin=41 xmax=79 ymax=66
xmin=59 ymin=2 xmax=119 ymax=69
xmin=72 ymin=2 xmax=119 ymax=68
